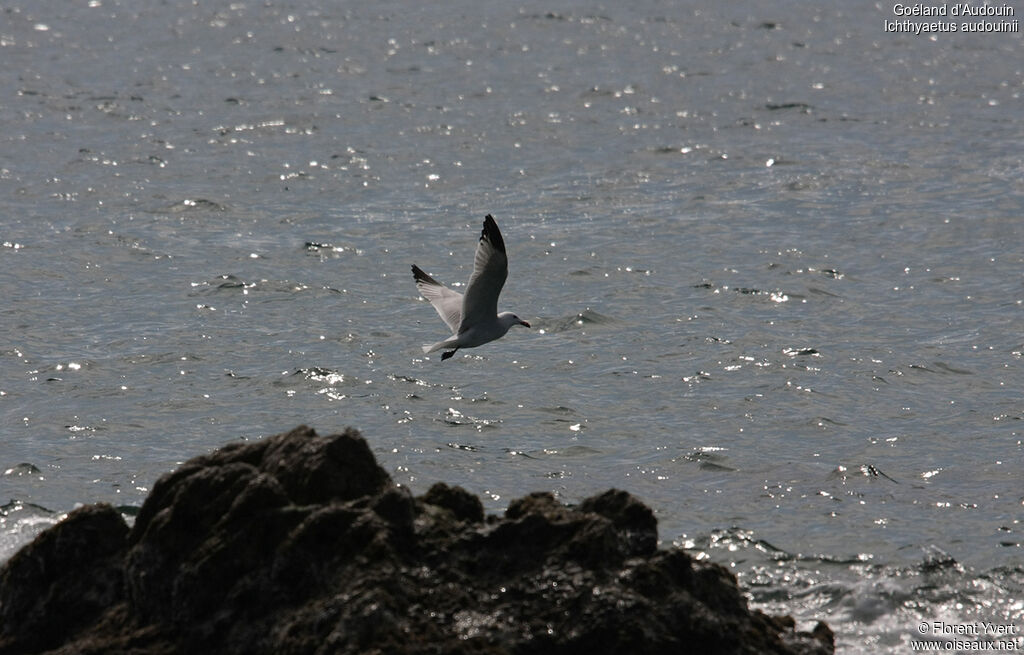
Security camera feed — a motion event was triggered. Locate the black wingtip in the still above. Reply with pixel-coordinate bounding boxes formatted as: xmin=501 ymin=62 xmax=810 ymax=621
xmin=411 ymin=264 xmax=436 ymax=284
xmin=481 ymin=214 xmax=506 ymax=254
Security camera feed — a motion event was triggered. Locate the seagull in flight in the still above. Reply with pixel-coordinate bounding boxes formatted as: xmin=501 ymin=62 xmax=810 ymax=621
xmin=412 ymin=215 xmax=530 ymax=361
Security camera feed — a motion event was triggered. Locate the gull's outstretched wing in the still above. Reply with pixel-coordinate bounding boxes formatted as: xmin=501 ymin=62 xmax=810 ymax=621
xmin=412 ymin=264 xmax=463 ymax=334
xmin=459 ymin=214 xmax=508 ymax=333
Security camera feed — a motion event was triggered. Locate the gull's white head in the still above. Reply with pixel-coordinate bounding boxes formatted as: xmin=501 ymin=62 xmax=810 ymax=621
xmin=498 ymin=312 xmax=531 ymax=332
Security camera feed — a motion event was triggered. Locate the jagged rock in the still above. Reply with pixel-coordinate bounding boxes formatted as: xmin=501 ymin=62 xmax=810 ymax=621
xmin=0 ymin=503 xmax=128 ymax=653
xmin=0 ymin=425 xmax=834 ymax=655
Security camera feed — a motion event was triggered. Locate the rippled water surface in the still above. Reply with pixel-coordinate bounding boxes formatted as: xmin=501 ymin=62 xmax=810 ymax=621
xmin=2 ymin=1 xmax=1022 ymax=651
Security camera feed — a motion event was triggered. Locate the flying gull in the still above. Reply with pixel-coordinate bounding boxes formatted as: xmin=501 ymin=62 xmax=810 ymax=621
xmin=412 ymin=215 xmax=530 ymax=361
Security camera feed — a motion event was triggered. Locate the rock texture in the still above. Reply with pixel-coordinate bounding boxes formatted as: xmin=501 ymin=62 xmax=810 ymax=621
xmin=0 ymin=426 xmax=834 ymax=655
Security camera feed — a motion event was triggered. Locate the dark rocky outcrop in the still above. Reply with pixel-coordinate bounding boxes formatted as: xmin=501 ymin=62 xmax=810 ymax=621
xmin=0 ymin=425 xmax=834 ymax=654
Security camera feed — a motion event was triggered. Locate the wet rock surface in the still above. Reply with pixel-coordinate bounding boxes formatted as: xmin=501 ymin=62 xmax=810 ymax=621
xmin=0 ymin=426 xmax=834 ymax=654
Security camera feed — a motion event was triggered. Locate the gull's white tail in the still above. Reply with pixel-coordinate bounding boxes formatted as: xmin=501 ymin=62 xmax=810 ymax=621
xmin=422 ymin=337 xmax=457 ymax=354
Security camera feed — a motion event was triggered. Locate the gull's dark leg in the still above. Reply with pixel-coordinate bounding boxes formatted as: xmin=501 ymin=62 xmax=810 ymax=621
xmin=441 ymin=349 xmax=457 ymax=361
